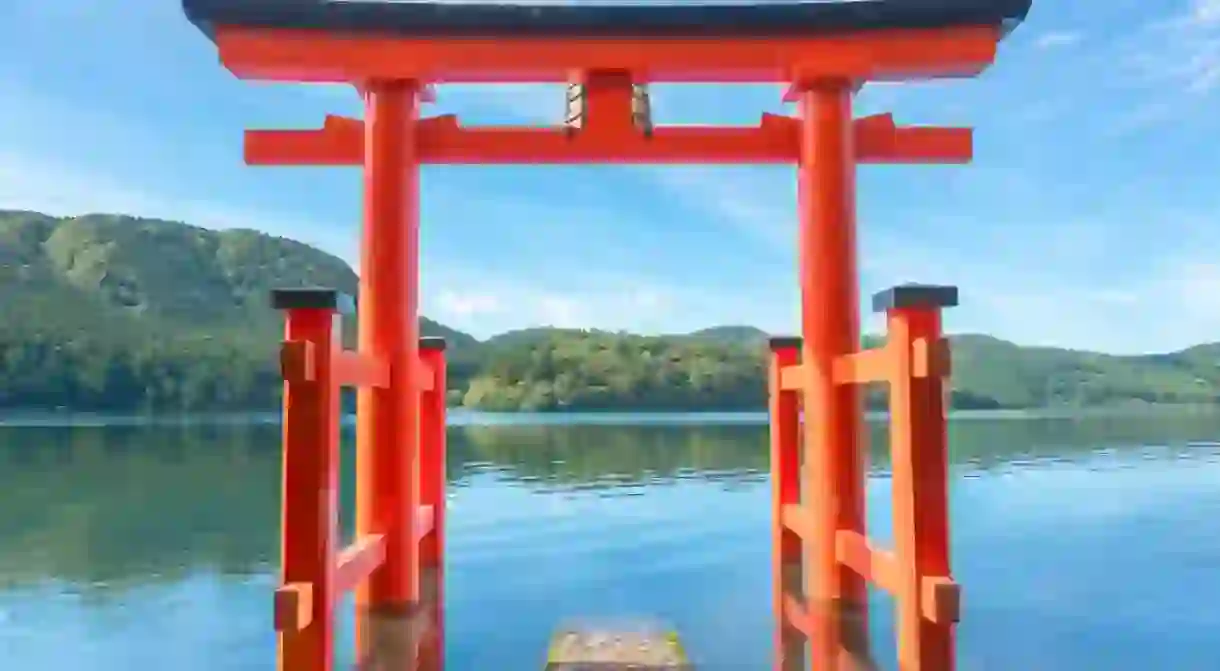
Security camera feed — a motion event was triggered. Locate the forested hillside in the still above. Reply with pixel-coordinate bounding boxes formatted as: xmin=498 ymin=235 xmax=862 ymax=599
xmin=0 ymin=210 xmax=472 ymax=410
xmin=2 ymin=209 xmax=1218 ymax=413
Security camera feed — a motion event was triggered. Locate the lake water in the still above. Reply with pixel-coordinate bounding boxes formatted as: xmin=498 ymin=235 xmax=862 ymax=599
xmin=2 ymin=410 xmax=1220 ymax=670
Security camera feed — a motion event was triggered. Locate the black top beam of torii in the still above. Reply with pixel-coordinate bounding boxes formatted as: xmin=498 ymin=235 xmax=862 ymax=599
xmin=183 ymin=0 xmax=1033 ymax=40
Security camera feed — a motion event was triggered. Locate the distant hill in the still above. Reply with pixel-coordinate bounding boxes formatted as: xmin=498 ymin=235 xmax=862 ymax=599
xmin=2 ymin=209 xmax=1219 ymax=413
xmin=0 ymin=210 xmax=476 ymax=346
xmin=945 ymin=333 xmax=1220 ymax=408
xmin=0 ymin=210 xmax=476 ymax=410
xmin=686 ymin=325 xmax=769 ymax=345
xmin=459 ymin=328 xmax=1220 ymax=412
xmin=483 ymin=327 xmax=596 ymax=349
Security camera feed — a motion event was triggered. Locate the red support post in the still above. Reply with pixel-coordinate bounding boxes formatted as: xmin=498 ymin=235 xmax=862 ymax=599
xmin=418 ymin=337 xmax=449 ymax=671
xmin=355 ymin=78 xmax=424 ymax=669
xmin=769 ymin=337 xmax=804 ymax=671
xmin=876 ymin=285 xmax=959 ymax=671
xmin=272 ymin=289 xmax=344 ymax=671
xmin=796 ymin=80 xmax=870 ymax=668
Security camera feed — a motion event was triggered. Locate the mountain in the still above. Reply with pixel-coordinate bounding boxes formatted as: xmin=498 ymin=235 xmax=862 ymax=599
xmin=483 ymin=327 xmax=597 ymax=349
xmin=686 ymin=325 xmax=769 ymax=345
xmin=946 ymin=334 xmax=1220 ymax=408
xmin=0 ymin=210 xmax=476 ymax=410
xmin=459 ymin=328 xmax=1220 ymax=412
xmin=0 ymin=210 xmax=476 ymax=346
xmin=2 ymin=209 xmax=1219 ymax=413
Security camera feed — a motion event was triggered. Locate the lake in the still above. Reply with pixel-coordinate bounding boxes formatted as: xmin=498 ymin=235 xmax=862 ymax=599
xmin=2 ymin=410 xmax=1219 ymax=670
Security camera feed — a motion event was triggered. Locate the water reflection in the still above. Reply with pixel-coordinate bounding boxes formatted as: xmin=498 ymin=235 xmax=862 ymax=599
xmin=2 ymin=412 xmax=1220 ymax=670
xmin=3 ymin=412 xmax=1220 ymax=588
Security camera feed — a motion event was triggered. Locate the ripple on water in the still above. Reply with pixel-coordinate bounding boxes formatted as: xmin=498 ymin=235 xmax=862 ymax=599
xmin=5 ymin=415 xmax=1220 ymax=671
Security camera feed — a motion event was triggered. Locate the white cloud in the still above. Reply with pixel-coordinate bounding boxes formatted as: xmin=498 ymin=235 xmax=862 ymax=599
xmin=1181 ymin=1 xmax=1220 ymax=93
xmin=646 ymin=166 xmax=795 ymax=250
xmin=0 ymin=71 xmax=722 ymax=340
xmin=1125 ymin=0 xmax=1220 ymax=95
xmin=436 ymin=290 xmax=504 ymax=318
xmin=856 ymin=216 xmax=1220 ymax=355
xmin=987 ymin=4 xmax=1220 ymax=136
xmin=1033 ymin=31 xmax=1083 ymax=50
xmin=413 ymin=74 xmax=1220 ymax=352
xmin=424 ymin=265 xmax=739 ymax=338
xmin=1148 ymin=259 xmax=1220 ymax=344
xmin=630 ymin=287 xmax=669 ymax=311
xmin=0 ymin=143 xmax=718 ymax=339
xmin=0 ymin=150 xmax=359 ymax=262
xmin=537 ymin=294 xmax=585 ymax=328
xmin=1192 ymin=0 xmax=1220 ymax=24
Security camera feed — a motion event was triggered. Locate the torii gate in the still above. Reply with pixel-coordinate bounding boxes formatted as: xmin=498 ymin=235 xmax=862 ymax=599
xmin=181 ymin=1 xmax=1032 ymax=670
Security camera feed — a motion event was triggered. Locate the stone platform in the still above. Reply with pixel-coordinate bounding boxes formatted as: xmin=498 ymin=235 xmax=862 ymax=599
xmin=545 ymin=621 xmax=692 ymax=670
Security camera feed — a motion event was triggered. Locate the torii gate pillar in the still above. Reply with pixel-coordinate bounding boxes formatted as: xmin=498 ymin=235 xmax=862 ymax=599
xmin=354 ymin=79 xmax=426 ymax=667
xmin=797 ymin=81 xmax=871 ymax=668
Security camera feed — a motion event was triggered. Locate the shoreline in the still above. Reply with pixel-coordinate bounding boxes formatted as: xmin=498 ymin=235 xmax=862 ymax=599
xmin=3 ymin=404 xmax=1220 ymax=428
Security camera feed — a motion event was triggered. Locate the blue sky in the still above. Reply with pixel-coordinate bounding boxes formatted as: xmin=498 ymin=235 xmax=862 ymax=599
xmin=0 ymin=1 xmax=1218 ymax=352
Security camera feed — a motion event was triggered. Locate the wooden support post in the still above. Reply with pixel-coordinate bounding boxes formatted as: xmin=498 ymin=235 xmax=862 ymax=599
xmin=874 ymin=285 xmax=959 ymax=671
xmin=418 ymin=336 xmax=448 ymax=671
xmin=356 ymin=78 xmax=424 ymax=671
xmin=796 ymin=80 xmax=870 ymax=669
xmin=769 ymin=337 xmax=805 ymax=671
xmin=272 ymin=288 xmax=345 ymax=671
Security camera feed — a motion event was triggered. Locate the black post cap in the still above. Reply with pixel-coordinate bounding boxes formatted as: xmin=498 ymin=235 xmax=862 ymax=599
xmin=270 ymin=287 xmax=356 ymax=314
xmin=419 ymin=336 xmax=447 ymax=351
xmin=768 ymin=335 xmax=803 ymax=350
xmin=871 ymin=284 xmax=958 ymax=313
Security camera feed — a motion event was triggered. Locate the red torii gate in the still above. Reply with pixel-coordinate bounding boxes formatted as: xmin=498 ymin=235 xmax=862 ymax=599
xmin=182 ymin=1 xmax=1032 ymax=670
